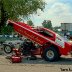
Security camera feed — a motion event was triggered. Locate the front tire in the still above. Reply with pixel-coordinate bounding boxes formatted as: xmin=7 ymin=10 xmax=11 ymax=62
xmin=4 ymin=45 xmax=13 ymax=54
xmin=43 ymin=46 xmax=59 ymax=62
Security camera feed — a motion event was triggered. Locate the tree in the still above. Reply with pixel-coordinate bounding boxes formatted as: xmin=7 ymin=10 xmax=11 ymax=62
xmin=53 ymin=26 xmax=61 ymax=33
xmin=27 ymin=20 xmax=34 ymax=26
xmin=42 ymin=20 xmax=53 ymax=30
xmin=1 ymin=25 xmax=14 ymax=34
xmin=0 ymin=0 xmax=45 ymax=33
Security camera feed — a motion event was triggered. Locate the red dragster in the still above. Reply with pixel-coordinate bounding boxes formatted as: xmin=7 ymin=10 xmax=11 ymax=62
xmin=7 ymin=20 xmax=72 ymax=62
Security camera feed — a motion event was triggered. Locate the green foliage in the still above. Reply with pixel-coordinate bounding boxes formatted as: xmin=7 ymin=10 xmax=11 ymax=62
xmin=53 ymin=26 xmax=61 ymax=32
xmin=1 ymin=0 xmax=45 ymax=21
xmin=42 ymin=20 xmax=53 ymax=30
xmin=1 ymin=25 xmax=14 ymax=34
xmin=0 ymin=0 xmax=45 ymax=33
xmin=27 ymin=20 xmax=34 ymax=26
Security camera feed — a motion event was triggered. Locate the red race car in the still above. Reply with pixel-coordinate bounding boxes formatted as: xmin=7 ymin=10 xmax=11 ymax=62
xmin=7 ymin=20 xmax=72 ymax=62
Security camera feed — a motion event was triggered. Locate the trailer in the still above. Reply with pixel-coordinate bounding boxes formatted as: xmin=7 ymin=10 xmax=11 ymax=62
xmin=7 ymin=20 xmax=72 ymax=62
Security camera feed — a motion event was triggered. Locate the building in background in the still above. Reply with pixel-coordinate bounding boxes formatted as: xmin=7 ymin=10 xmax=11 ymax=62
xmin=61 ymin=23 xmax=72 ymax=38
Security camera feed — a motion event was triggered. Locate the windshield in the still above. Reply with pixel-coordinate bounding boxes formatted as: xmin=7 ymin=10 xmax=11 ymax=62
xmin=56 ymin=33 xmax=69 ymax=42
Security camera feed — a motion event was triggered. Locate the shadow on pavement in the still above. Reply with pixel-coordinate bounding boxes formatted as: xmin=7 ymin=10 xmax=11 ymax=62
xmin=21 ymin=56 xmax=72 ymax=65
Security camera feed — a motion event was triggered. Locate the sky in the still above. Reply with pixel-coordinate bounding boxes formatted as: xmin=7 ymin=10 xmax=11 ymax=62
xmin=25 ymin=0 xmax=72 ymax=27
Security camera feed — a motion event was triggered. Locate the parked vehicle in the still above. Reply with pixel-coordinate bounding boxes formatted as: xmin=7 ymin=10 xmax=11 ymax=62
xmin=3 ymin=40 xmax=23 ymax=54
xmin=7 ymin=20 xmax=72 ymax=62
xmin=0 ymin=41 xmax=14 ymax=54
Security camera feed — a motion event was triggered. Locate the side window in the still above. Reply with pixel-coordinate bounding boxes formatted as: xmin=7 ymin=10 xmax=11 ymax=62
xmin=45 ymin=30 xmax=53 ymax=37
xmin=38 ymin=30 xmax=53 ymax=37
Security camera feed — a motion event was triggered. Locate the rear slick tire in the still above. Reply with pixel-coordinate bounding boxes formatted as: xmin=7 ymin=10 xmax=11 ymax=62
xmin=43 ymin=46 xmax=59 ymax=62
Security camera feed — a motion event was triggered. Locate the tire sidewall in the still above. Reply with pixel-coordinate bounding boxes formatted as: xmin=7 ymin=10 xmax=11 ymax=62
xmin=43 ymin=46 xmax=59 ymax=62
xmin=4 ymin=45 xmax=13 ymax=54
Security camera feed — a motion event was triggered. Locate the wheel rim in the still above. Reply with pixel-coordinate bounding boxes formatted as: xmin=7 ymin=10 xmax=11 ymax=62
xmin=5 ymin=46 xmax=11 ymax=53
xmin=46 ymin=50 xmax=54 ymax=59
